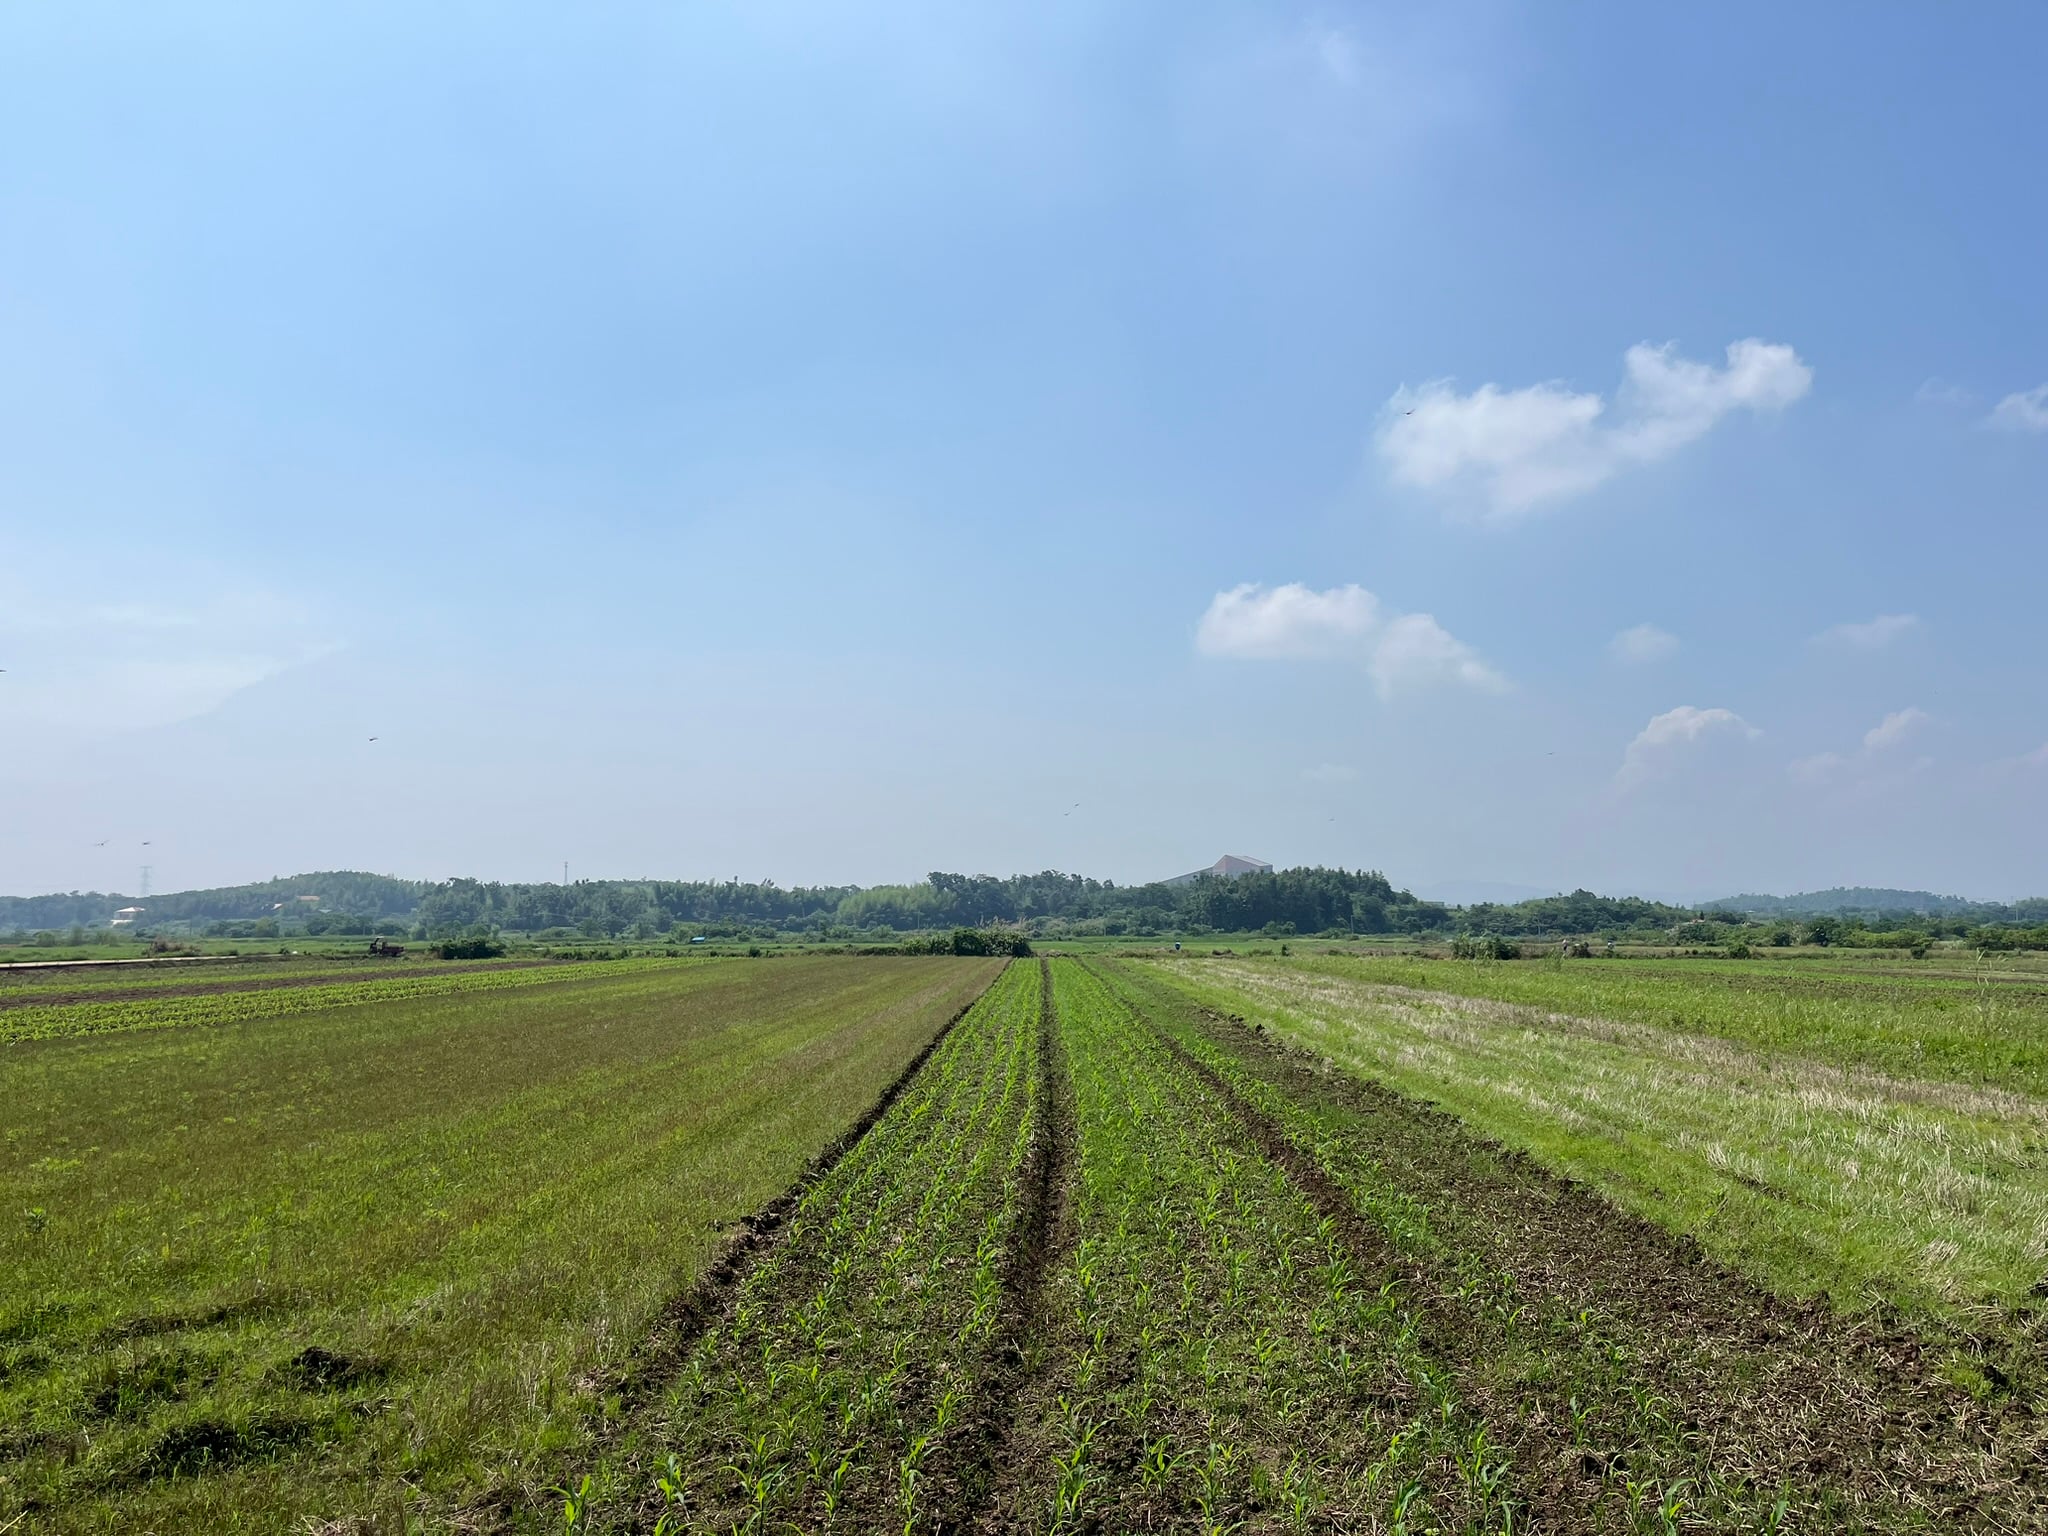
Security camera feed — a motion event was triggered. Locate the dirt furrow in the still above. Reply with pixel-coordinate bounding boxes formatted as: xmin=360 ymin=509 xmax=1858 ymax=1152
xmin=951 ymin=957 xmax=1079 ymax=1534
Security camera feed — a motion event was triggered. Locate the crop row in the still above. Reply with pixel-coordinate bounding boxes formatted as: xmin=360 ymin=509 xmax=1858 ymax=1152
xmin=975 ymin=957 xmax=1527 ymax=1534
xmin=583 ymin=957 xmax=1051 ymax=1533
xmin=0 ymin=958 xmax=679 ymax=1043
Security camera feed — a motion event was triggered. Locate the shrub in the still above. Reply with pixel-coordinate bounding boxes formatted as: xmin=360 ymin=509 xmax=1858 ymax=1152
xmin=431 ymin=936 xmax=506 ymax=960
xmin=1452 ymin=934 xmax=1521 ymax=960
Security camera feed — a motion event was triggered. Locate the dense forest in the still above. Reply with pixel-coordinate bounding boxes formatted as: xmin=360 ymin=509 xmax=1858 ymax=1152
xmin=4 ymin=869 xmax=2044 ymax=946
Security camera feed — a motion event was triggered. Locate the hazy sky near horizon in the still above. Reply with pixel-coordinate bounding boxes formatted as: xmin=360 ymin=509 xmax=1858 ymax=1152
xmin=3 ymin=2 xmax=2045 ymax=902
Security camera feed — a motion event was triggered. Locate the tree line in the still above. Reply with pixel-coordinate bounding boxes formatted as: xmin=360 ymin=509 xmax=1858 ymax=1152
xmin=6 ymin=868 xmax=2044 ymax=946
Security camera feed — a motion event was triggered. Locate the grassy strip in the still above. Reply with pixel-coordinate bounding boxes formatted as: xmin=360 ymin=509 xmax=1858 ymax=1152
xmin=0 ymin=955 xmax=1000 ymax=1533
xmin=1142 ymin=956 xmax=2048 ymax=1321
xmin=1302 ymin=952 xmax=2048 ymax=1096
xmin=581 ymin=959 xmax=1046 ymax=1533
xmin=0 ymin=957 xmax=675 ymax=1043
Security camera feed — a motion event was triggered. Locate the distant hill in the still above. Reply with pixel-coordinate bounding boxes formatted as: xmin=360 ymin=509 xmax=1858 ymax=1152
xmin=1710 ymin=888 xmax=2048 ymax=924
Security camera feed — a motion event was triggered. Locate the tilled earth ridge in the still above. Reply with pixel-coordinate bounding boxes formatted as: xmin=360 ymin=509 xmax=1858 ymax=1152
xmin=1113 ymin=961 xmax=2046 ymax=1533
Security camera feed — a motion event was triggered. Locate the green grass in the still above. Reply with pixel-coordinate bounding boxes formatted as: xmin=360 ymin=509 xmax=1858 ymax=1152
xmin=1301 ymin=951 xmax=2048 ymax=1095
xmin=1142 ymin=955 xmax=2048 ymax=1319
xmin=0 ymin=954 xmax=1001 ymax=1533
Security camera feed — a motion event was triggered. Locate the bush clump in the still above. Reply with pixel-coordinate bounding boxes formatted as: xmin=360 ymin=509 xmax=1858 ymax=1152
xmin=430 ymin=936 xmax=506 ymax=960
xmin=898 ymin=929 xmax=1032 ymax=958
xmin=1451 ymin=934 xmax=1521 ymax=960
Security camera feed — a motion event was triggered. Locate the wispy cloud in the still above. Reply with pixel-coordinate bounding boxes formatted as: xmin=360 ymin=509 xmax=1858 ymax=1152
xmin=1197 ymin=582 xmax=1505 ymax=698
xmin=1988 ymin=385 xmax=2048 ymax=434
xmin=1377 ymin=339 xmax=1812 ymax=518
xmin=1609 ymin=623 xmax=1678 ymax=665
xmin=1616 ymin=705 xmax=1760 ymax=789
xmin=1813 ymin=613 xmax=1921 ymax=651
xmin=1302 ymin=762 xmax=1358 ymax=784
xmin=1791 ymin=708 xmax=1932 ymax=787
xmin=1863 ymin=707 xmax=1929 ymax=752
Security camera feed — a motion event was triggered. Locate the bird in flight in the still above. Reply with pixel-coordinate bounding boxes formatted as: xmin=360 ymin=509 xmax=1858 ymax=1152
xmin=1064 ymin=802 xmax=1081 ymax=815
xmin=368 ymin=736 xmax=379 ymax=742
xmin=93 ymin=839 xmax=108 ymax=847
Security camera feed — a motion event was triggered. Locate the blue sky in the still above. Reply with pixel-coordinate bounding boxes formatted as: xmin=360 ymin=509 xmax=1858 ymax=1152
xmin=2 ymin=2 xmax=2043 ymax=901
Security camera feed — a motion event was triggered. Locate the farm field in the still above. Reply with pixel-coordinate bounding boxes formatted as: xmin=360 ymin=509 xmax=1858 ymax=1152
xmin=0 ymin=954 xmax=1000 ymax=1533
xmin=8 ymin=950 xmax=2044 ymax=1532
xmin=545 ymin=957 xmax=2040 ymax=1534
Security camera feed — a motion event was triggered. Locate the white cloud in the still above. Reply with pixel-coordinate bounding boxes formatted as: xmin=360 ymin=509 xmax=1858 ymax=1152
xmin=1609 ymin=623 xmax=1678 ymax=665
xmin=1197 ymin=582 xmax=1379 ymax=660
xmin=1814 ymin=613 xmax=1921 ymax=651
xmin=1378 ymin=338 xmax=1812 ymax=518
xmin=1863 ymin=707 xmax=1929 ymax=752
xmin=1370 ymin=613 xmax=1504 ymax=696
xmin=2025 ymin=743 xmax=2048 ymax=769
xmin=1302 ymin=762 xmax=1358 ymax=784
xmin=1989 ymin=385 xmax=2048 ymax=433
xmin=1196 ymin=582 xmax=1504 ymax=698
xmin=1616 ymin=705 xmax=1760 ymax=789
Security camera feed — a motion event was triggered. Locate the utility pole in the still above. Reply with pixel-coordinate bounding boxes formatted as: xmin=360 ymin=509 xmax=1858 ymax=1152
xmin=563 ymin=860 xmax=569 ymax=886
